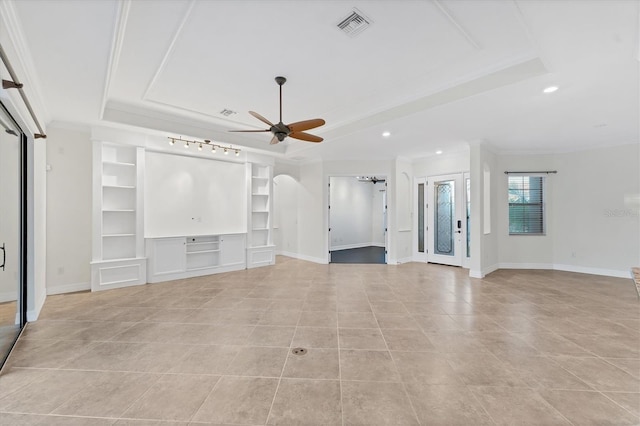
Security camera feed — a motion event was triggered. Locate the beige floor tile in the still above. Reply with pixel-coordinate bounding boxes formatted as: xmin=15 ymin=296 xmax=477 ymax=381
xmin=424 ymin=331 xmax=487 ymax=353
xmin=226 ymin=346 xmax=288 ymax=377
xmin=341 ymin=380 xmax=419 ymax=425
xmin=340 ymin=350 xmax=399 ymax=382
xmin=391 ymin=351 xmax=462 ymax=385
xmin=206 ymin=324 xmax=255 ymax=345
xmin=337 ymin=300 xmax=372 ymax=313
xmin=66 ymin=342 xmax=187 ymax=373
xmin=282 ymin=348 xmax=339 ymax=380
xmin=564 ymin=333 xmax=640 ymax=358
xmin=338 ymin=312 xmax=378 ymax=328
xmin=192 ymin=376 xmax=278 ymax=424
xmin=374 ymin=313 xmax=419 ymax=329
xmin=339 ymin=328 xmax=387 ymax=350
xmin=267 ymin=378 xmax=341 ymax=425
xmin=292 ymin=327 xmax=338 ymax=348
xmin=258 ymin=310 xmax=301 ymax=326
xmin=297 ymin=310 xmax=337 ymax=327
xmin=603 ymin=392 xmax=640 ymax=417
xmin=52 ymin=372 xmax=159 ymax=418
xmin=122 ymin=374 xmax=219 ymax=421
xmin=0 ymin=367 xmax=48 ymax=400
xmin=470 ymin=386 xmax=571 ymax=425
xmin=412 ymin=314 xmax=463 ymax=332
xmin=498 ymin=353 xmax=592 ymax=390
xmin=169 ymin=345 xmax=240 ymax=375
xmin=405 ymin=383 xmax=493 ymax=425
xmin=381 ymin=329 xmax=435 ymax=351
xmin=603 ymin=358 xmax=640 ymax=379
xmin=7 ymin=339 xmax=97 ymax=369
xmin=446 ymin=352 xmax=527 ymax=387
xmin=509 ymin=332 xmax=590 ymax=356
xmin=370 ymin=301 xmax=409 ymax=314
xmin=552 ymin=356 xmax=640 ymax=392
xmin=540 ymin=389 xmax=639 ymax=425
xmin=244 ymin=326 xmax=295 ymax=347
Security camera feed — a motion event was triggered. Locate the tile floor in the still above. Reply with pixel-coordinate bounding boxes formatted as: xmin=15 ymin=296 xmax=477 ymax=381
xmin=0 ymin=257 xmax=638 ymax=425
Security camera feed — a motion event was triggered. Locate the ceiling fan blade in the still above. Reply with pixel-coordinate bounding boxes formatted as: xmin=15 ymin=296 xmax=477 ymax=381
xmin=287 ymin=118 xmax=326 ymax=133
xmin=289 ymin=131 xmax=323 ymax=143
xmin=270 ymin=135 xmax=279 ymax=145
xmin=249 ymin=111 xmax=274 ymax=127
xmin=228 ymin=129 xmax=270 ymax=132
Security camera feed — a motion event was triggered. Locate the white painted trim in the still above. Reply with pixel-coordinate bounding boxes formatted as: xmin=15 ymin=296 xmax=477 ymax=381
xmin=330 ymin=242 xmax=385 ymax=251
xmin=469 ymin=269 xmax=484 ymax=278
xmin=99 ymin=0 xmax=130 ymax=120
xmin=276 ymin=251 xmax=327 ymax=264
xmin=482 ymin=264 xmax=499 ymax=277
xmin=550 ymin=264 xmax=631 ymax=279
xmin=46 ymin=281 xmax=91 ymax=296
xmin=395 ymin=257 xmax=413 ymax=264
xmin=27 ymin=289 xmax=46 ymax=322
xmin=497 ymin=263 xmax=630 ymax=279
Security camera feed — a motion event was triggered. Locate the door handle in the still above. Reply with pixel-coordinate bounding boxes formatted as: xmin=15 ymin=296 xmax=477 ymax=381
xmin=0 ymin=243 xmax=5 ymax=271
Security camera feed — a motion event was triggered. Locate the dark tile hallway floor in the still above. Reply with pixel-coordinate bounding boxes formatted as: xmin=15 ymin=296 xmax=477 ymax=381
xmin=330 ymin=246 xmax=386 ymax=264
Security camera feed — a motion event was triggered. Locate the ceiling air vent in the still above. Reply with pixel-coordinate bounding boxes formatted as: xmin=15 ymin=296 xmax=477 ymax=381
xmin=219 ymin=109 xmax=237 ymax=117
xmin=337 ymin=8 xmax=372 ymax=38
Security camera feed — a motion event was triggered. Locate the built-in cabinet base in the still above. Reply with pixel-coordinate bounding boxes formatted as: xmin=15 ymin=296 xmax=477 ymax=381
xmin=90 ymin=258 xmax=147 ymax=292
xmin=247 ymin=245 xmax=276 ymax=268
xmin=146 ymin=233 xmax=246 ymax=283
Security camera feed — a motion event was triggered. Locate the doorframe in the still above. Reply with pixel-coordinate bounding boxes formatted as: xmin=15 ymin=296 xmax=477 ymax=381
xmin=327 ymin=174 xmax=388 ymax=264
xmin=413 ymin=171 xmax=470 ymax=268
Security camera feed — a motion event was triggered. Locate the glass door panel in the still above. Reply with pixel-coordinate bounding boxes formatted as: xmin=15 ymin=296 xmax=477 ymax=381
xmin=428 ymin=174 xmax=463 ymax=266
xmin=0 ymin=102 xmax=25 ymax=367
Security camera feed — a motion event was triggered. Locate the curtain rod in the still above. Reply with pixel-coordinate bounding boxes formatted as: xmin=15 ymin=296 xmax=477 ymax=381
xmin=0 ymin=43 xmax=46 ymax=138
xmin=504 ymin=171 xmax=557 ymax=174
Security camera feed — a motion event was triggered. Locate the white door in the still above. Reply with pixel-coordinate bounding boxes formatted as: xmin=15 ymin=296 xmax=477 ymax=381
xmin=427 ymin=174 xmax=464 ymax=266
xmin=413 ymin=178 xmax=427 ymax=262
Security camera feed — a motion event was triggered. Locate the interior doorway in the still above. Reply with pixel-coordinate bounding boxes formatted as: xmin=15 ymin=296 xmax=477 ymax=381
xmin=329 ymin=176 xmax=387 ymax=264
xmin=415 ymin=173 xmax=470 ymax=267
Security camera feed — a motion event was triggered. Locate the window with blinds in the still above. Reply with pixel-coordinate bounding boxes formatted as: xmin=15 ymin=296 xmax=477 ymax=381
xmin=508 ymin=175 xmax=545 ymax=235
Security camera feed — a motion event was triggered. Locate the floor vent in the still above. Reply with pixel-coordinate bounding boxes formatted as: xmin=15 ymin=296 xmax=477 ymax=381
xmin=337 ymin=8 xmax=372 ymax=38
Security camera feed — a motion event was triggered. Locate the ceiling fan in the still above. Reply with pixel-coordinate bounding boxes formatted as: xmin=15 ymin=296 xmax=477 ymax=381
xmin=229 ymin=76 xmax=325 ymax=145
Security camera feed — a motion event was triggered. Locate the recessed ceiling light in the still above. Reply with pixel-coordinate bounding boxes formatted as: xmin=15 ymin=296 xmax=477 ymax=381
xmin=435 ymin=150 xmax=443 ymax=155
xmin=543 ymin=86 xmax=558 ymax=93
xmin=382 ymin=131 xmax=391 ymax=137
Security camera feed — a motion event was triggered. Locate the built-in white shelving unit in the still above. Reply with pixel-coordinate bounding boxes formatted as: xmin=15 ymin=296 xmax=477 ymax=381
xmin=247 ymin=163 xmax=276 ymax=268
xmin=91 ymin=141 xmax=146 ymax=291
xmin=146 ymin=234 xmax=245 ymax=283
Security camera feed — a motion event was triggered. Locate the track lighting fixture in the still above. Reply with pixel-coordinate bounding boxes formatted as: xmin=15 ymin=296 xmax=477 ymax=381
xmin=167 ymin=136 xmax=241 ymax=157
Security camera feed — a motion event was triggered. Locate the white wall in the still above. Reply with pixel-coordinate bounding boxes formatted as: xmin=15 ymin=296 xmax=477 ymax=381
xmin=297 ymin=161 xmax=326 ymax=263
xmin=273 ymin=174 xmax=299 ymax=256
xmin=45 ymin=127 xmax=92 ymax=294
xmin=413 ymin=149 xmax=470 ymax=177
xmin=371 ymin=185 xmax=385 ymax=246
xmin=391 ymin=158 xmax=413 ymax=263
xmin=552 ymin=144 xmax=639 ymax=275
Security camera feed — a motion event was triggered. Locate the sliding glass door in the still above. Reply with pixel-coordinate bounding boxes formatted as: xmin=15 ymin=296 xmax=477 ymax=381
xmin=0 ymin=101 xmax=26 ymax=367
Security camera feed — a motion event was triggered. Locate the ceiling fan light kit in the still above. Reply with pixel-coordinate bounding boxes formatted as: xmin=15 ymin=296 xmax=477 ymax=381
xmin=168 ymin=136 xmax=240 ymax=156
xmin=229 ymin=76 xmax=326 ymax=145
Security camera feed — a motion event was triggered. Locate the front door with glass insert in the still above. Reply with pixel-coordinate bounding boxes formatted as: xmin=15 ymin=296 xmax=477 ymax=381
xmin=427 ymin=174 xmax=464 ymax=266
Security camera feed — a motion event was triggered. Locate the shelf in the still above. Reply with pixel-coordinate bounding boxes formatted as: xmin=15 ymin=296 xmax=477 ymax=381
xmin=102 ymin=233 xmax=136 ymax=237
xmin=252 ymin=193 xmax=269 ymax=196
xmin=252 ymin=228 xmax=269 ymax=231
xmin=252 ymin=210 xmax=269 ymax=214
xmin=186 ymin=241 xmax=219 ymax=246
xmin=103 ymin=160 xmax=135 ymax=167
xmin=252 ymin=176 xmax=269 ymax=181
xmin=103 ymin=209 xmax=135 ymax=212
xmin=186 ymin=265 xmax=220 ymax=272
xmin=103 ymin=184 xmax=135 ymax=190
xmin=187 ymin=249 xmax=220 ymax=254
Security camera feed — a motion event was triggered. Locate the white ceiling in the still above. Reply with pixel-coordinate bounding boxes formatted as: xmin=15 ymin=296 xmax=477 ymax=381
xmin=4 ymin=0 xmax=639 ymax=161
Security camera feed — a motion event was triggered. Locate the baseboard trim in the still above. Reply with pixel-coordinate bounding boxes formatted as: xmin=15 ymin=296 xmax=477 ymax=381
xmin=498 ymin=263 xmax=629 ymax=278
xmin=47 ymin=281 xmax=91 ymax=296
xmin=277 ymin=251 xmax=328 ymax=264
xmin=395 ymin=257 xmax=413 ymax=265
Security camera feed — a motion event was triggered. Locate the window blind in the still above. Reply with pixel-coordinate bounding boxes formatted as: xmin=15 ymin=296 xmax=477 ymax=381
xmin=508 ymin=175 xmax=545 ymax=235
